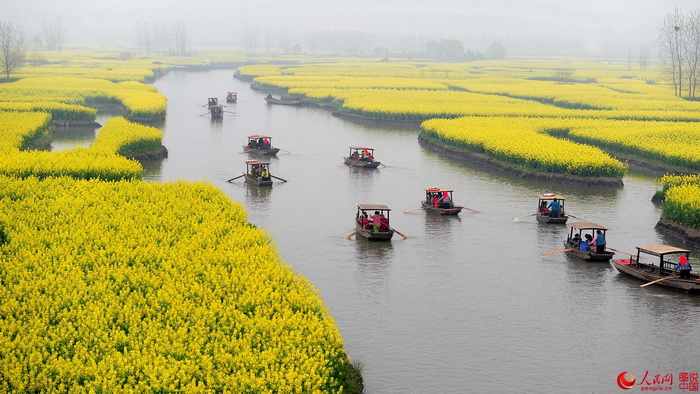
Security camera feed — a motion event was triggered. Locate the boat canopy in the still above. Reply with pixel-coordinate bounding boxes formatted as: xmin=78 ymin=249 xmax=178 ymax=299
xmin=246 ymin=160 xmax=270 ymax=165
xmin=349 ymin=146 xmax=374 ymax=151
xmin=426 ymin=187 xmax=454 ymax=192
xmin=636 ymin=244 xmax=691 ymax=256
xmin=569 ymin=221 xmax=608 ymax=231
xmin=248 ymin=134 xmax=272 ymax=139
xmin=538 ymin=193 xmax=565 ymax=200
xmin=357 ymin=204 xmax=391 ymax=211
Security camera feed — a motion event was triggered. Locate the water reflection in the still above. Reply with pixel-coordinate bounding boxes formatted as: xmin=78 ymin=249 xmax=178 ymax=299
xmin=243 ymin=183 xmax=273 ymax=213
xmin=208 ymin=116 xmax=224 ymax=131
xmin=424 ymin=212 xmax=460 ymax=237
xmin=50 ymin=125 xmax=97 ymax=151
xmin=140 ymin=159 xmax=164 ymax=181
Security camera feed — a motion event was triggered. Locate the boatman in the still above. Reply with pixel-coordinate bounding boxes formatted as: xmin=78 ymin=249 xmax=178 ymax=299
xmin=675 ymin=255 xmax=692 ymax=279
xmin=371 ymin=210 xmax=383 ymax=232
xmin=439 ymin=191 xmax=452 ymax=208
xmin=590 ymin=230 xmax=605 ymax=254
xmin=548 ymin=198 xmax=561 ymax=218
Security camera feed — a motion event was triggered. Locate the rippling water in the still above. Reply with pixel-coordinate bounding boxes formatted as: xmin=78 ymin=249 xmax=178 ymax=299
xmin=52 ymin=69 xmax=700 ymax=393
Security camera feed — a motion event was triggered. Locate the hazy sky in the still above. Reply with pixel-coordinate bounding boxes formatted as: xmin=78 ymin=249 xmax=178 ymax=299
xmin=5 ymin=0 xmax=699 ymax=56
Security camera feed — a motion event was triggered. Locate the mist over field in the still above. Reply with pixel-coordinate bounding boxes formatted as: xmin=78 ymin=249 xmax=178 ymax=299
xmin=4 ymin=0 xmax=699 ymax=57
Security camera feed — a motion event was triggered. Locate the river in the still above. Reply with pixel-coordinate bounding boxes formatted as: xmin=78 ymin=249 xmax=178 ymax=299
xmin=53 ymin=69 xmax=700 ymax=393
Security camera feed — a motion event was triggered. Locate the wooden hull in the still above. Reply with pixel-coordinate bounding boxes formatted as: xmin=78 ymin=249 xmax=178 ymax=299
xmin=226 ymin=98 xmax=237 ymax=103
xmin=563 ymin=241 xmax=614 ymax=262
xmin=612 ymin=259 xmax=700 ymax=294
xmin=243 ymin=146 xmax=279 ymax=155
xmin=356 ymin=222 xmax=393 ymax=241
xmin=344 ymin=157 xmax=380 ymax=168
xmin=245 ymin=174 xmax=273 ymax=186
xmin=536 ymin=212 xmax=568 ymax=223
xmin=265 ymin=97 xmax=302 ymax=105
xmin=420 ymin=201 xmax=462 ymax=215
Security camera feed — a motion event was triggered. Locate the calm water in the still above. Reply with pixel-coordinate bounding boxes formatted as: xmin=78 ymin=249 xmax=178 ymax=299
xmin=53 ymin=69 xmax=700 ymax=393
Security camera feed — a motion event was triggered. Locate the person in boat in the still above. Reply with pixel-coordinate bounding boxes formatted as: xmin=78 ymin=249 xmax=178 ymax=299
xmin=572 ymin=233 xmax=581 ymax=248
xmin=547 ymin=198 xmax=561 ymax=217
xmin=371 ymin=210 xmax=383 ymax=232
xmin=361 ymin=149 xmax=370 ymax=161
xmin=538 ymin=201 xmax=548 ymax=213
xmin=266 ymin=93 xmax=272 ymax=99
xmin=360 ymin=212 xmax=369 ymax=228
xmin=262 ymin=137 xmax=270 ymax=149
xmin=675 ymin=255 xmax=692 ymax=279
xmin=438 ymin=191 xmax=452 ymax=208
xmin=581 ymin=234 xmax=592 ymax=252
xmin=351 ymin=150 xmax=359 ymax=159
xmin=590 ymin=230 xmax=605 ymax=254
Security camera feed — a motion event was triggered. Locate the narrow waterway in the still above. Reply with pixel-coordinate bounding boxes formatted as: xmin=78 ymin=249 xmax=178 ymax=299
xmin=53 ymin=69 xmax=700 ymax=393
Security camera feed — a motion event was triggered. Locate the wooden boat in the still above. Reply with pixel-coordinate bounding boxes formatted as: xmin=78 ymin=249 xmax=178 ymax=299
xmin=355 ymin=204 xmax=394 ymax=241
xmin=421 ymin=187 xmax=462 ymax=215
xmin=244 ymin=160 xmax=273 ymax=186
xmin=243 ymin=134 xmax=280 ymax=155
xmin=536 ymin=193 xmax=568 ymax=223
xmin=207 ymin=97 xmax=224 ymax=118
xmin=344 ymin=146 xmax=380 ymax=168
xmin=611 ymin=244 xmax=700 ymax=294
xmin=226 ymin=91 xmax=237 ymax=103
xmin=265 ymin=94 xmax=302 ymax=105
xmin=563 ymin=222 xmax=615 ymax=262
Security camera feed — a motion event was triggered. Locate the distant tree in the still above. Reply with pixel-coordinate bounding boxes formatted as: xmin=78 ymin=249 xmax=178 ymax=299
xmin=30 ymin=35 xmax=43 ymax=51
xmin=242 ymin=24 xmax=258 ymax=54
xmin=658 ymin=8 xmax=700 ymax=98
xmin=658 ymin=8 xmax=685 ymax=97
xmin=685 ymin=10 xmax=700 ymax=98
xmin=0 ymin=21 xmax=25 ymax=80
xmin=486 ymin=41 xmax=506 ymax=60
xmin=426 ymin=39 xmax=464 ymax=61
xmin=374 ymin=46 xmax=389 ymax=58
xmin=553 ymin=69 xmax=575 ymax=84
xmin=42 ymin=17 xmax=64 ymax=52
xmin=172 ymin=21 xmax=188 ymax=55
xmin=28 ymin=52 xmax=46 ymax=67
xmin=638 ymin=46 xmax=648 ymax=71
xmin=292 ymin=44 xmax=301 ymax=54
xmin=135 ymin=21 xmax=152 ymax=54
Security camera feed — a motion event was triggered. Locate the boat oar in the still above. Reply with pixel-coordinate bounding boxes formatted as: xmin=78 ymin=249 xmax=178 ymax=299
xmin=404 ymin=207 xmax=427 ymax=213
xmin=459 ymin=206 xmax=480 ymax=213
xmin=513 ymin=213 xmax=536 ymax=221
xmin=226 ymin=174 xmax=245 ymax=182
xmin=270 ymin=175 xmax=288 ymax=183
xmin=609 ymin=248 xmax=635 ymax=256
xmin=379 ymin=163 xmax=389 ymax=167
xmin=641 ymin=274 xmax=676 ymax=288
xmin=567 ymin=214 xmax=587 ymax=221
xmin=345 ymin=231 xmax=357 ymax=239
xmin=542 ymin=248 xmax=573 ymax=255
xmin=390 ymin=227 xmax=409 ymax=239
xmin=278 ymin=149 xmax=291 ymax=153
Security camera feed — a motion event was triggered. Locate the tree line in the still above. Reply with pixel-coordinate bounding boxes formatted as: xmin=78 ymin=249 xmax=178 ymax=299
xmin=658 ymin=8 xmax=700 ymax=99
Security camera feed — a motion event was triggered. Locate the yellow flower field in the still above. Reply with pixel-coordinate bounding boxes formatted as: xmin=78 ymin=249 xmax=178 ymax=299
xmin=422 ymin=116 xmax=627 ymax=177
xmin=0 ymin=176 xmax=349 ymax=392
xmin=0 ymin=114 xmax=157 ymax=180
